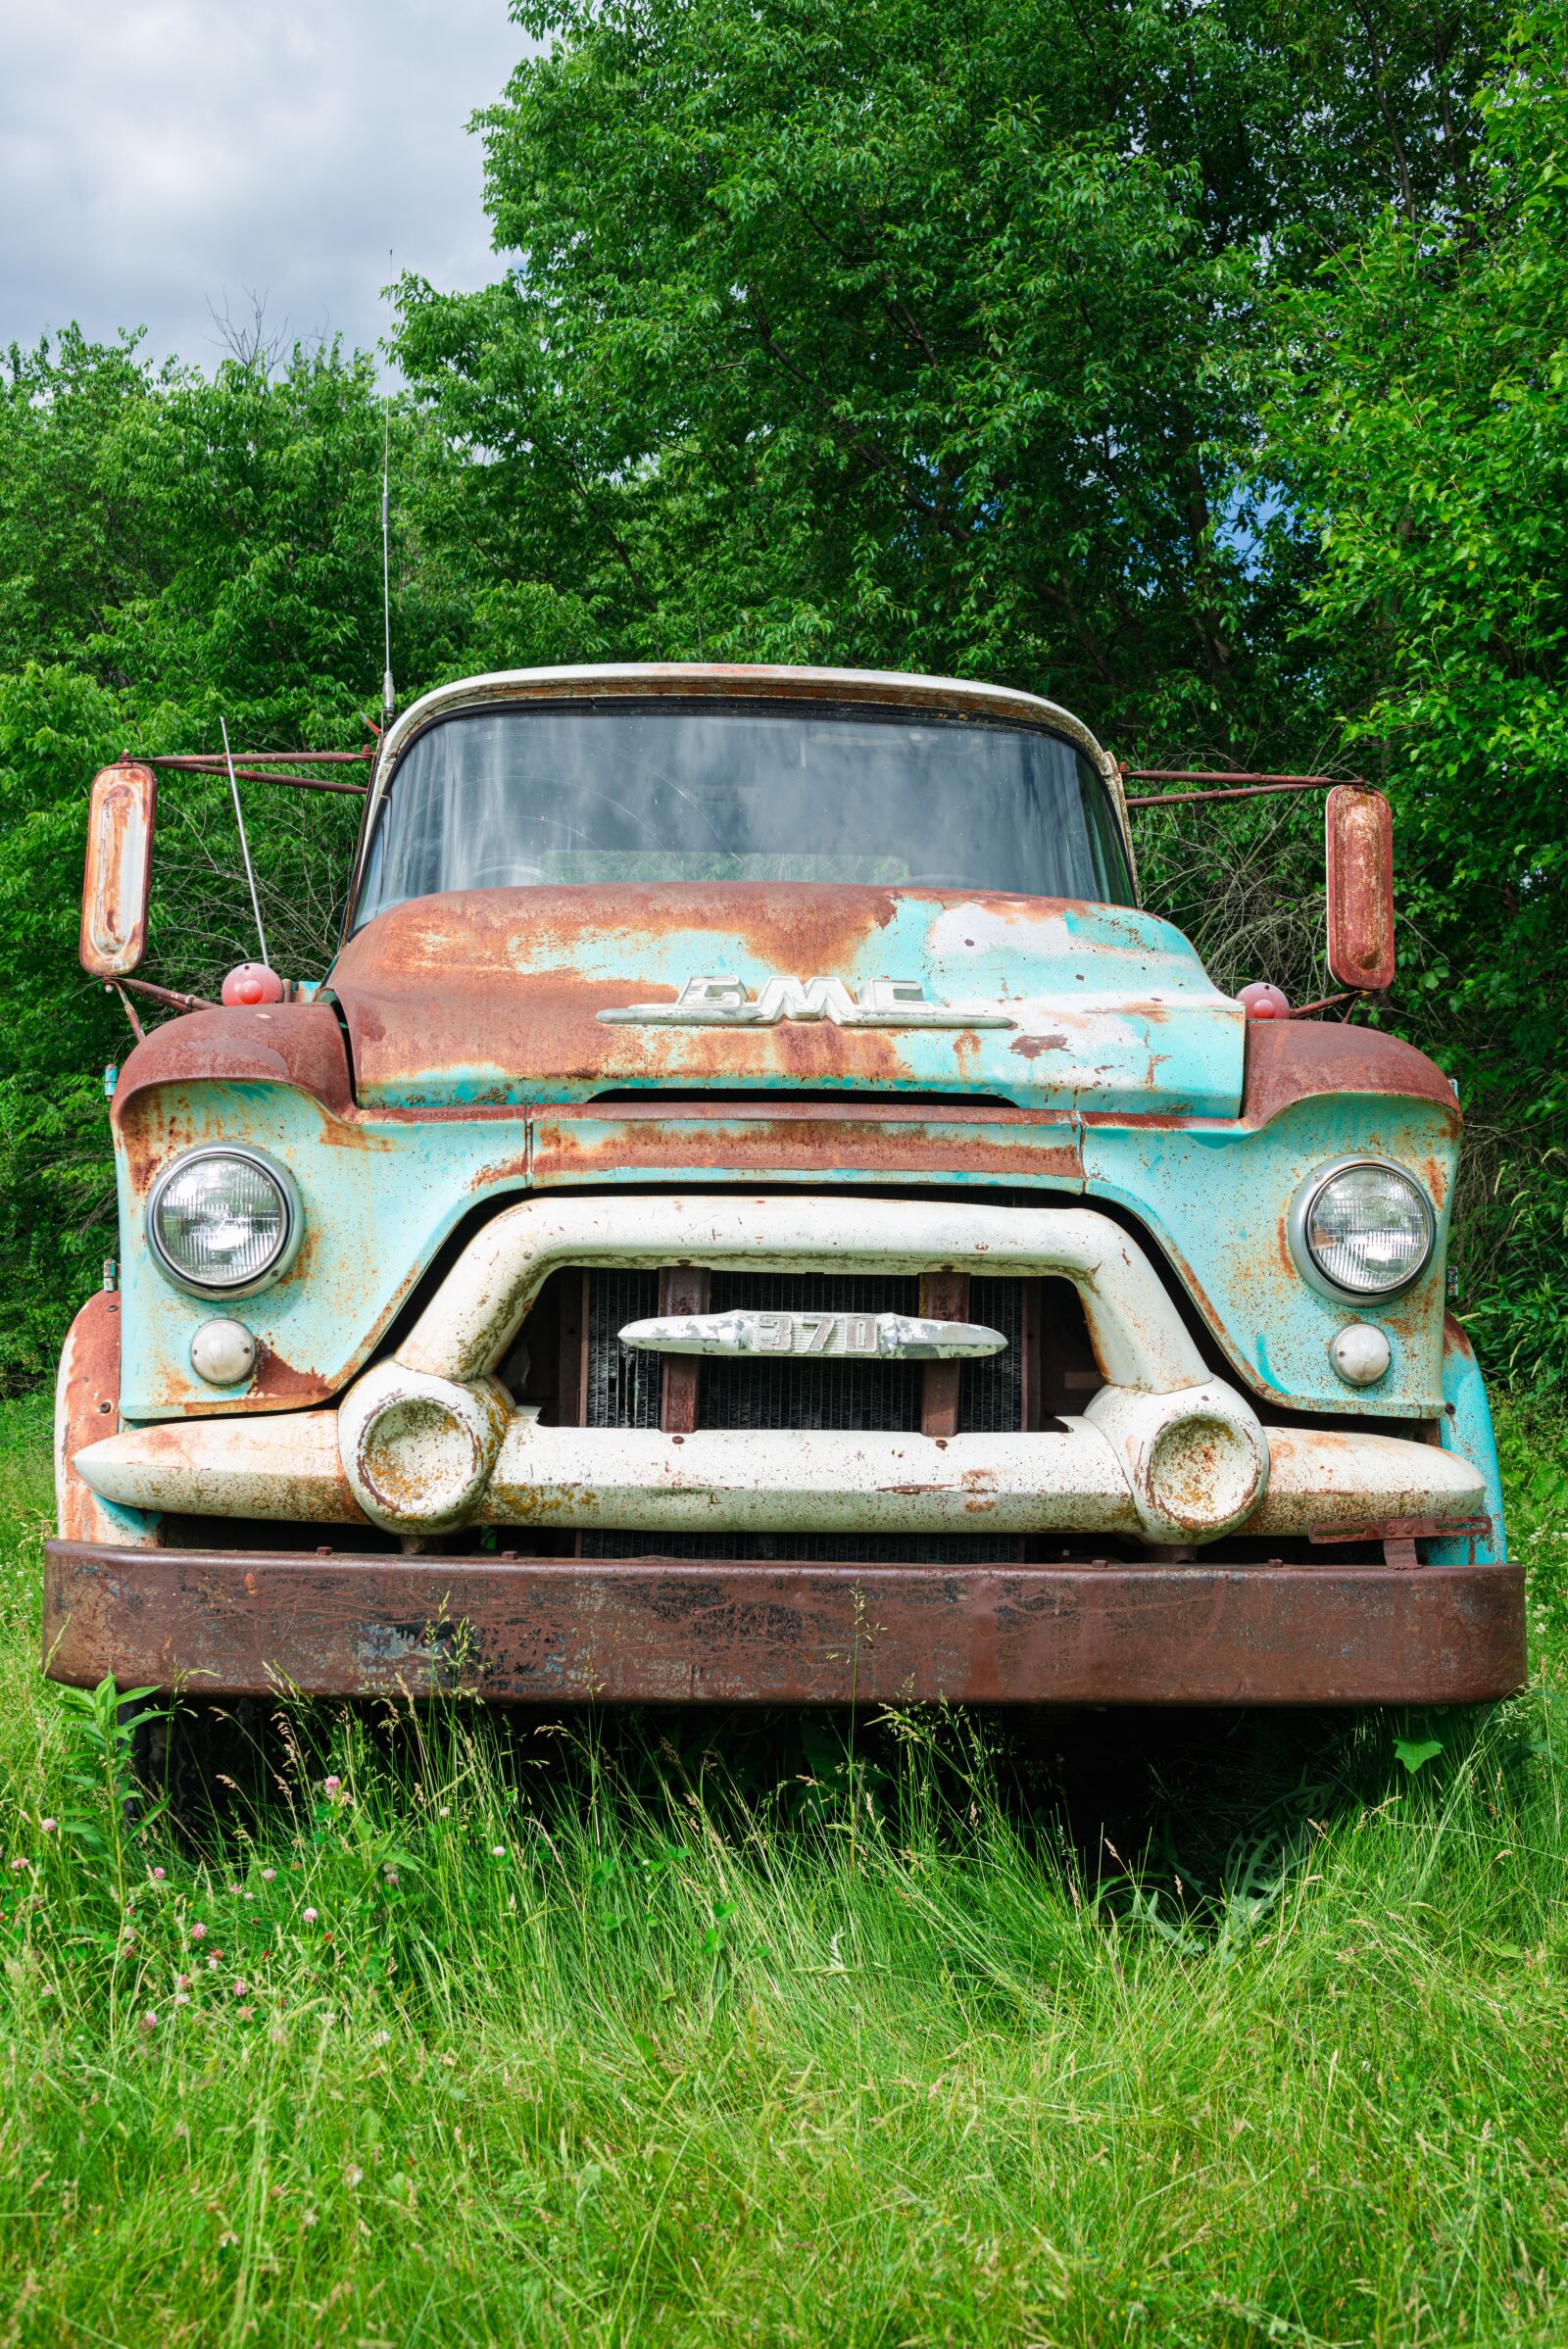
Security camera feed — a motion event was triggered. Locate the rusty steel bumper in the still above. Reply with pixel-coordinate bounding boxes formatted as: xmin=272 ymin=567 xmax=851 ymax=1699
xmin=43 ymin=1542 xmax=1524 ymax=1706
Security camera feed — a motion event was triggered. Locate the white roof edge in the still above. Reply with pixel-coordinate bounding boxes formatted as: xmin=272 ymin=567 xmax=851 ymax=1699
xmin=375 ymin=662 xmax=1110 ymax=771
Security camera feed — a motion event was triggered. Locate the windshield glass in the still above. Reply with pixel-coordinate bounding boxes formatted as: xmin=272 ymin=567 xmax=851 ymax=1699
xmin=353 ymin=699 xmax=1132 ymax=927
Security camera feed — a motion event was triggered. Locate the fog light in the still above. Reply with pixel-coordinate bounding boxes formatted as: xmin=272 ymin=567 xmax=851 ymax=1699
xmin=189 ymin=1317 xmax=257 ymax=1386
xmin=1329 ymin=1323 xmax=1391 ymax=1388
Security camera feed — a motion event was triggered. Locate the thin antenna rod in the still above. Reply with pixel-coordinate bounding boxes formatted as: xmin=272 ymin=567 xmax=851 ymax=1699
xmin=220 ymin=716 xmax=270 ymax=969
xmin=381 ymin=409 xmax=395 ymax=727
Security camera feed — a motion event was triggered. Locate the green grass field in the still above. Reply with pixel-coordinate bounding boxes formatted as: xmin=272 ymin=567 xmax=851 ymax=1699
xmin=2 ymin=1395 xmax=1566 ymax=2347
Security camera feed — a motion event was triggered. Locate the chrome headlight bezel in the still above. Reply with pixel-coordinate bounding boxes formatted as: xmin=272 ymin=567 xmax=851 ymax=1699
xmin=145 ymin=1146 xmax=303 ymax=1297
xmin=1289 ymin=1156 xmax=1437 ymax=1304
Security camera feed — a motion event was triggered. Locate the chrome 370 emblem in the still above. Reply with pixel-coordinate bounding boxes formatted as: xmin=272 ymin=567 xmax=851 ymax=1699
xmin=619 ymin=1309 xmax=1006 ymax=1360
xmin=599 ymin=974 xmax=1013 ymax=1029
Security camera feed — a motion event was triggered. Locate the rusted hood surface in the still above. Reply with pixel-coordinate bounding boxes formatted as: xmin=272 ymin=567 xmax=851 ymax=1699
xmin=328 ymin=885 xmax=1246 ymax=1116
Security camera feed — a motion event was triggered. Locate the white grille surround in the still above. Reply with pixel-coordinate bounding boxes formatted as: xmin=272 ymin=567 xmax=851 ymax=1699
xmin=74 ymin=1195 xmax=1488 ymax=1552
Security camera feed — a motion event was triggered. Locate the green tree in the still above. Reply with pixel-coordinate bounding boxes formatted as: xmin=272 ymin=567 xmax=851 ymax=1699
xmin=397 ymin=0 xmax=1506 ymax=752
xmin=0 ymin=335 xmax=482 ymax=1386
xmin=1261 ymin=3 xmax=1568 ymax=1374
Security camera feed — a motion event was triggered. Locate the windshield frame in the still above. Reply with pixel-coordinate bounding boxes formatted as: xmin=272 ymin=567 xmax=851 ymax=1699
xmin=343 ymin=676 xmax=1136 ymax=933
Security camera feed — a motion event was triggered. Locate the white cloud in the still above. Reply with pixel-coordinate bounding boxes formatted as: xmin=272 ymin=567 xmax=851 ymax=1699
xmin=0 ymin=0 xmax=531 ymax=372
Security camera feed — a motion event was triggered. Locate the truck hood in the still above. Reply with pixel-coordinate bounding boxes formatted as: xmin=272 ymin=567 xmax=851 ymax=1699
xmin=327 ymin=884 xmax=1245 ymax=1117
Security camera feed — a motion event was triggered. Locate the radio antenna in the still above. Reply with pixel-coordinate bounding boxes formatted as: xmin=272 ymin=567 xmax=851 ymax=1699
xmin=220 ymin=716 xmax=270 ymax=969
xmin=380 ymin=407 xmax=395 ymax=729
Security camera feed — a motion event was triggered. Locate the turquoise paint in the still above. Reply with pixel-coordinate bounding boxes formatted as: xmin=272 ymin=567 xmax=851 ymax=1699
xmin=1429 ymin=1319 xmax=1507 ymax=1565
xmin=1082 ymin=1090 xmax=1458 ymax=1417
xmin=115 ymin=1058 xmax=1456 ymax=1432
xmin=115 ymin=1083 xmax=1087 ymax=1417
xmin=104 ymin=876 xmax=1466 ymax=1438
xmin=329 ymin=893 xmax=1249 ymax=1120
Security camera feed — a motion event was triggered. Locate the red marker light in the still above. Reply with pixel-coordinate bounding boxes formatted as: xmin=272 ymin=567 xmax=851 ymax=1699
xmin=1238 ymin=981 xmax=1291 ymax=1020
xmin=221 ymin=962 xmax=285 ymax=1007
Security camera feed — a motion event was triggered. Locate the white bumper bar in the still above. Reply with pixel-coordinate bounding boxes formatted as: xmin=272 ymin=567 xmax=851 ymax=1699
xmin=77 ymin=1404 xmax=1486 ymax=1544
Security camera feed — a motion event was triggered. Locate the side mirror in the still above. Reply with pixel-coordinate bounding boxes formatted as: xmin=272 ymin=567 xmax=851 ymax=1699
xmin=80 ymin=763 xmax=157 ymax=979
xmin=1325 ymin=784 xmax=1395 ymax=993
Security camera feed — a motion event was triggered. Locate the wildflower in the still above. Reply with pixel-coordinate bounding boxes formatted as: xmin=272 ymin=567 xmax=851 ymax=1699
xmin=173 ymin=1992 xmax=190 ymax=2007
xmin=262 ymin=1868 xmax=275 ymax=1883
xmin=150 ymin=1866 xmax=166 ymax=1882
xmin=303 ymin=1907 xmax=318 ymax=1924
xmin=233 ymin=1980 xmax=247 ymax=1997
xmin=191 ymin=1923 xmax=207 ymax=1942
xmin=491 ymin=1845 xmax=506 ymax=1859
xmin=175 ymin=1974 xmax=190 ymax=1990
xmin=140 ymin=2011 xmax=158 ymax=2033
xmin=371 ymin=2029 xmax=390 ymax=2047
xmin=323 ymin=1776 xmax=341 ymax=1794
xmin=9 ymin=1858 xmax=27 ymax=1874
xmin=236 ymin=2005 xmax=255 ymax=2021
xmin=438 ymin=1806 xmax=451 ymax=1818
xmin=207 ymin=1957 xmax=220 ymax=1972
xmin=384 ymin=1868 xmax=399 ymax=1886
xmin=346 ymin=2166 xmax=364 ymax=2187
xmin=40 ymin=1819 xmax=56 ymax=1835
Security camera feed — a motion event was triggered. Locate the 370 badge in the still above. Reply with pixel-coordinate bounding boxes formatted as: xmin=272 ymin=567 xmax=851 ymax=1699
xmin=616 ymin=1308 xmax=1007 ymax=1360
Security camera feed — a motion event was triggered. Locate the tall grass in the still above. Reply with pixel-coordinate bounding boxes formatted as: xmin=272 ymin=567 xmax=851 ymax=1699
xmin=1 ymin=1390 xmax=1565 ymax=2347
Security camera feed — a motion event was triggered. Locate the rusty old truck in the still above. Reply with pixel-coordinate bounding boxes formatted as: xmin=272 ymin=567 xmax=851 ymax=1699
xmin=48 ymin=663 xmax=1522 ymax=1707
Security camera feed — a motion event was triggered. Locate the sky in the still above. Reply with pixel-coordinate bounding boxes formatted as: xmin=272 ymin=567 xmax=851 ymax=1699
xmin=0 ymin=0 xmax=530 ymax=375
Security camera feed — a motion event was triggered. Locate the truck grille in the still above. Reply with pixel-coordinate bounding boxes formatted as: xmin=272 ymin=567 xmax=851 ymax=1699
xmin=581 ymin=1265 xmax=1028 ymax=1562
xmin=585 ymin=1268 xmax=1026 ymax=1436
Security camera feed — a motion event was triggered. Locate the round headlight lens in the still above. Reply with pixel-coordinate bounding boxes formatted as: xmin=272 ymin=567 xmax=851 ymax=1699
xmin=1303 ymin=1162 xmax=1434 ymax=1297
xmin=149 ymin=1150 xmax=295 ymax=1292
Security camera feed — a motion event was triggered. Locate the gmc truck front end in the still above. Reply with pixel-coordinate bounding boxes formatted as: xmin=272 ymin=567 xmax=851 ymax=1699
xmin=47 ymin=665 xmax=1523 ymax=1707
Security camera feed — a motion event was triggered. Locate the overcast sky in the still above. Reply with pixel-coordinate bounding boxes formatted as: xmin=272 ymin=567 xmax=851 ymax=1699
xmin=1 ymin=1 xmax=531 ymax=375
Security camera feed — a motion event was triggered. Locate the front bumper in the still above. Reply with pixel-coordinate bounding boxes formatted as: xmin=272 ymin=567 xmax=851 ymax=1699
xmin=53 ymin=1197 xmax=1515 ymax=1705
xmin=43 ymin=1542 xmax=1525 ymax=1705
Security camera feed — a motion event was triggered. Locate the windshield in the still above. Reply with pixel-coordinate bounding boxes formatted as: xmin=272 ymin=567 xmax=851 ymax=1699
xmin=353 ymin=699 xmax=1133 ymax=927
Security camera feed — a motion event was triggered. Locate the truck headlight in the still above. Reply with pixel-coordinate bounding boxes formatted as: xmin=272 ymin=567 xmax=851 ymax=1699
xmin=1295 ymin=1160 xmax=1435 ymax=1299
xmin=147 ymin=1148 xmax=301 ymax=1294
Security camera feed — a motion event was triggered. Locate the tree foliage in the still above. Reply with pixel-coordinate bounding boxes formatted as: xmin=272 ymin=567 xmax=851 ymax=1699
xmin=1259 ymin=3 xmax=1568 ymax=1373
xmin=1 ymin=2 xmax=1565 ymax=1387
xmin=397 ymin=0 xmax=1506 ymax=747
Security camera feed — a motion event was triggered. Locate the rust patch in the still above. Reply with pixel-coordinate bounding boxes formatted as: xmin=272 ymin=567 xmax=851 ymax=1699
xmin=54 ymin=1293 xmax=123 ymax=1543
xmin=1010 ymin=1033 xmax=1068 ymax=1060
xmin=529 ymin=1106 xmax=1082 ymax=1188
xmin=330 ymin=884 xmax=1089 ymax=1104
xmin=113 ymin=1003 xmax=354 ymax=1133
xmin=250 ymin=1342 xmax=335 ymax=1408
xmin=42 ymin=1542 xmax=1526 ymax=1706
xmin=332 ymin=887 xmax=912 ymax=1100
xmin=1241 ymin=1020 xmax=1459 ymax=1130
